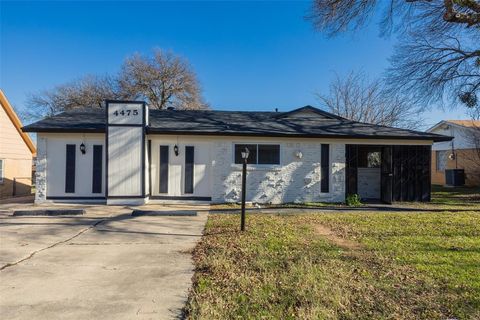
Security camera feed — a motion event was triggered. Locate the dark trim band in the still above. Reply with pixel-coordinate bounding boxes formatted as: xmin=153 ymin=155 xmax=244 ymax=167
xmin=47 ymin=196 xmax=106 ymax=200
xmin=108 ymin=123 xmax=144 ymax=127
xmin=150 ymin=195 xmax=212 ymax=201
xmin=107 ymin=195 xmax=148 ymax=199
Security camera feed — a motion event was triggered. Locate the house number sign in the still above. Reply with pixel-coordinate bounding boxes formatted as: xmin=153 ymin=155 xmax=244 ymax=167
xmin=112 ymin=109 xmax=139 ymax=117
xmin=107 ymin=102 xmax=144 ymax=125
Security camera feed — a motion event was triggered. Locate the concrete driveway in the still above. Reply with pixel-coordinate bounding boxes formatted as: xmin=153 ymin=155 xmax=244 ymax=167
xmin=0 ymin=205 xmax=208 ymax=319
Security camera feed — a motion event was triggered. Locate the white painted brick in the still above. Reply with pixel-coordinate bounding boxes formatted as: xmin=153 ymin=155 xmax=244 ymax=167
xmin=35 ymin=136 xmax=47 ymax=203
xmin=211 ymin=142 xmax=346 ymax=204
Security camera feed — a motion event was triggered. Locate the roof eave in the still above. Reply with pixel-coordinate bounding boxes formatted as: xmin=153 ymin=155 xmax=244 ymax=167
xmin=22 ymin=127 xmax=105 ymax=133
xmin=1 ymin=90 xmax=37 ymax=155
xmin=146 ymin=128 xmax=451 ymax=141
xmin=21 ymin=127 xmax=451 ymax=142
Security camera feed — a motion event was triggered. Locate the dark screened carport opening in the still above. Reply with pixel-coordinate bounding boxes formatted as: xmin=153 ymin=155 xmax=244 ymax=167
xmin=346 ymin=145 xmax=431 ymax=204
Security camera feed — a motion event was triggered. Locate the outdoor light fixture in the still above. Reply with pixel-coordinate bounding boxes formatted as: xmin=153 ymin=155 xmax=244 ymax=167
xmin=174 ymin=144 xmax=179 ymax=156
xmin=80 ymin=143 xmax=86 ymax=155
xmin=240 ymin=147 xmax=249 ymax=231
xmin=241 ymin=147 xmax=250 ymax=160
xmin=295 ymin=151 xmax=303 ymax=159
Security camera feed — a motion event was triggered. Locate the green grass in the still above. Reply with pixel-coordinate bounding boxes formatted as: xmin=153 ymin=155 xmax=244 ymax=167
xmin=431 ymin=185 xmax=480 ymax=206
xmin=210 ymin=186 xmax=480 ymax=211
xmin=186 ymin=192 xmax=480 ymax=319
xmin=210 ymin=201 xmax=340 ymax=211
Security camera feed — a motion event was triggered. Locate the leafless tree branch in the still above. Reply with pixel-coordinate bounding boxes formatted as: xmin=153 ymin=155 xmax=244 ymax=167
xmin=27 ymin=49 xmax=208 ymax=118
xmin=315 ymin=71 xmax=424 ymax=129
xmin=308 ymin=0 xmax=480 ymax=109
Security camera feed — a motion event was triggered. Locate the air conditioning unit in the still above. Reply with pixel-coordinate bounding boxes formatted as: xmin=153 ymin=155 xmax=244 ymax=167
xmin=445 ymin=169 xmax=465 ymax=187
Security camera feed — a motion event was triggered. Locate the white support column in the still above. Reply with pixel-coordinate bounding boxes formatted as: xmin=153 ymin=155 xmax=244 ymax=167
xmin=330 ymin=143 xmax=346 ymax=202
xmin=106 ymin=101 xmax=148 ymax=205
xmin=35 ymin=135 xmax=47 ymax=203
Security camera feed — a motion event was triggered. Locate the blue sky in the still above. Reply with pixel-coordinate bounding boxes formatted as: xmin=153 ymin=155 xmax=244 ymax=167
xmin=0 ymin=0 xmax=468 ymax=128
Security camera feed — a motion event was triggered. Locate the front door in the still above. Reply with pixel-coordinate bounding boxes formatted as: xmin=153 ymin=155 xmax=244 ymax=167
xmin=380 ymin=146 xmax=393 ymax=204
xmin=153 ymin=140 xmax=212 ymax=199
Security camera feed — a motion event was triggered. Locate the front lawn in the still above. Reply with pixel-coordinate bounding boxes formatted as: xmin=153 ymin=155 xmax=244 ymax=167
xmin=186 ymin=207 xmax=480 ymax=318
xmin=431 ymin=185 xmax=480 ymax=206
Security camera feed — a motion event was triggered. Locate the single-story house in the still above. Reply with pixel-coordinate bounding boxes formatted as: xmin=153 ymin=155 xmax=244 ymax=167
xmin=428 ymin=120 xmax=480 ymax=187
xmin=0 ymin=90 xmax=36 ymax=199
xmin=23 ymin=101 xmax=451 ymax=205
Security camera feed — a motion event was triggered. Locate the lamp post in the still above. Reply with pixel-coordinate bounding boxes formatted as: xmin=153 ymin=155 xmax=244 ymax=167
xmin=240 ymin=147 xmax=249 ymax=231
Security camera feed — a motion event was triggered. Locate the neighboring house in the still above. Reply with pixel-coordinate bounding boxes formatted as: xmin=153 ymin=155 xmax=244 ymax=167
xmin=0 ymin=90 xmax=36 ymax=199
xmin=23 ymin=101 xmax=451 ymax=205
xmin=428 ymin=120 xmax=480 ymax=187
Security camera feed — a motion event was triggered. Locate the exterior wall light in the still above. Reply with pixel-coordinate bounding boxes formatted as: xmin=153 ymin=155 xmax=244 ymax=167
xmin=80 ymin=143 xmax=86 ymax=154
xmin=174 ymin=144 xmax=179 ymax=156
xmin=295 ymin=151 xmax=303 ymax=159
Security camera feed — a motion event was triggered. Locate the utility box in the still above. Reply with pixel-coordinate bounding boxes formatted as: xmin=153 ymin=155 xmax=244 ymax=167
xmin=445 ymin=169 xmax=465 ymax=186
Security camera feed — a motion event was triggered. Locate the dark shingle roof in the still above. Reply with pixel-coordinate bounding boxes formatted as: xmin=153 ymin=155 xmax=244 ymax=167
xmin=22 ymin=105 xmax=452 ymax=142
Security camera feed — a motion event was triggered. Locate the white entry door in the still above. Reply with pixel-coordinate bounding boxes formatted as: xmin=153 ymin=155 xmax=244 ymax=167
xmin=152 ymin=139 xmax=212 ymax=199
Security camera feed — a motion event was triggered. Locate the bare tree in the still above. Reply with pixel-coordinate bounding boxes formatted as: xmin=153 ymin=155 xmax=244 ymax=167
xmin=26 ymin=75 xmax=120 ymax=118
xmin=386 ymin=32 xmax=480 ymax=108
xmin=308 ymin=0 xmax=480 ymax=108
xmin=309 ymin=0 xmax=480 ymax=36
xmin=27 ymin=49 xmax=207 ymax=118
xmin=315 ymin=72 xmax=424 ymax=129
xmin=119 ymin=50 xmax=207 ymax=110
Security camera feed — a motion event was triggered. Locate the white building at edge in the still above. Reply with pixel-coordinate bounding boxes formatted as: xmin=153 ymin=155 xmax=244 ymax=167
xmin=22 ymin=101 xmax=452 ymax=205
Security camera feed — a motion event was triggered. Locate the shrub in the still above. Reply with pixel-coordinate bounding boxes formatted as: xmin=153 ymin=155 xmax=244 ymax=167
xmin=346 ymin=194 xmax=362 ymax=207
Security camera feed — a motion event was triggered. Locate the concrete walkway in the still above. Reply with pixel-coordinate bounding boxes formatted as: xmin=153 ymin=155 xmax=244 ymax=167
xmin=0 ymin=206 xmax=208 ymax=320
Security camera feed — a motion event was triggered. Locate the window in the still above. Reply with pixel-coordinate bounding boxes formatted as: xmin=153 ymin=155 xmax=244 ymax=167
xmin=367 ymin=152 xmax=381 ymax=168
xmin=357 ymin=146 xmax=381 ymax=168
xmin=436 ymin=150 xmax=447 ymax=171
xmin=234 ymin=144 xmax=280 ymax=165
xmin=234 ymin=144 xmax=257 ymax=164
xmin=0 ymin=159 xmax=4 ymax=183
xmin=258 ymin=145 xmax=280 ymax=164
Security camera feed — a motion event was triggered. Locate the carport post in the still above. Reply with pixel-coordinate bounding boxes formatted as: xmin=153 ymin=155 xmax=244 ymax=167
xmin=240 ymin=147 xmax=249 ymax=231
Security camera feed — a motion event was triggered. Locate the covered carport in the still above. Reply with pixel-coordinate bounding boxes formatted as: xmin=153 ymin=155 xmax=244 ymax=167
xmin=346 ymin=144 xmax=432 ymax=203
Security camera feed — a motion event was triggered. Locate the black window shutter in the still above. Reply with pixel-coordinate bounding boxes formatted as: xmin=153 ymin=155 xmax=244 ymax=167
xmin=92 ymin=145 xmax=103 ymax=193
xmin=345 ymin=145 xmax=358 ymax=196
xmin=159 ymin=146 xmax=169 ymax=193
xmin=185 ymin=146 xmax=194 ymax=194
xmin=321 ymin=144 xmax=329 ymax=193
xmin=65 ymin=144 xmax=76 ymax=193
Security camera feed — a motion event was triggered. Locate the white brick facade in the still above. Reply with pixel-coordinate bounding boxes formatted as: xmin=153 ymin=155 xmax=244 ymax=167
xmin=37 ymin=134 xmax=345 ymax=204
xmin=211 ymin=140 xmax=345 ymax=204
xmin=35 ymin=136 xmax=47 ymax=203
